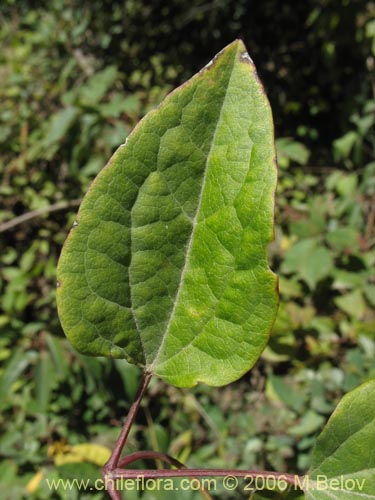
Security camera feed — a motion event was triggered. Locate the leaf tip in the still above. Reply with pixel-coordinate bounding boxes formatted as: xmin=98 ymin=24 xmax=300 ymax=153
xmin=239 ymin=51 xmax=254 ymax=64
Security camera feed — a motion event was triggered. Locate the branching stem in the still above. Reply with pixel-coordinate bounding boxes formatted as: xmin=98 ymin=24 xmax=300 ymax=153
xmin=102 ymin=371 xmax=303 ymax=499
xmin=0 ymin=198 xmax=81 ymax=233
xmin=103 ymin=371 xmax=152 ymax=473
xmin=109 ymin=467 xmax=300 ymax=484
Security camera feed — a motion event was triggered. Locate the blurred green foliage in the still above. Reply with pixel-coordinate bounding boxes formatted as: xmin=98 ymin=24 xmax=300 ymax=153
xmin=0 ymin=0 xmax=374 ymax=499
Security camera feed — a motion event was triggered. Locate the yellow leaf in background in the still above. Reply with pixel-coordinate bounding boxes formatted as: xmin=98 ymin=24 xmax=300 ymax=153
xmin=26 ymin=469 xmax=44 ymax=493
xmin=168 ymin=430 xmax=192 ymax=465
xmin=48 ymin=440 xmax=69 ymax=457
xmin=48 ymin=441 xmax=111 ymax=467
xmin=281 ymin=234 xmax=296 ymax=252
xmin=73 ymin=444 xmax=111 ymax=466
xmin=169 ymin=430 xmax=192 ymax=455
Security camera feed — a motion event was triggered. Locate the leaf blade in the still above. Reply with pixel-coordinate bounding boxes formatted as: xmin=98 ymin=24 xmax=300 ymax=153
xmin=306 ymin=379 xmax=375 ymax=499
xmin=57 ymin=40 xmax=278 ymax=387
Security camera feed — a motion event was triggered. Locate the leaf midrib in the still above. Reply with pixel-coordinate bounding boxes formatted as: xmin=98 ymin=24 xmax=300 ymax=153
xmin=149 ymin=46 xmax=240 ymax=371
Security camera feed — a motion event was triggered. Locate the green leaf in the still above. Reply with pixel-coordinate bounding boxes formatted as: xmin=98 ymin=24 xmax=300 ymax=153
xmin=334 ymin=289 xmax=367 ymax=320
xmin=43 ymin=107 xmax=79 ymax=148
xmin=276 ymin=137 xmax=310 ymax=168
xmin=78 ymin=66 xmax=118 ymax=106
xmin=281 ymin=239 xmax=333 ymax=290
xmin=306 ymin=379 xmax=375 ymax=499
xmin=0 ymin=348 xmax=37 ymax=400
xmin=332 ymin=270 xmax=367 ymax=290
xmin=326 ymin=227 xmax=359 ymax=252
xmin=363 ymin=285 xmax=375 ymax=307
xmin=333 ymin=131 xmax=358 ymax=161
xmin=335 ymin=174 xmax=358 ymax=198
xmin=288 ymin=410 xmax=325 ymax=437
xmin=266 ymin=375 xmax=305 ymax=412
xmin=57 ymin=40 xmax=278 ymax=388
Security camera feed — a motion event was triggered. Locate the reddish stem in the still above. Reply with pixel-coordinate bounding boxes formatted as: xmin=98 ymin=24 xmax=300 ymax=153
xmin=103 ymin=372 xmax=152 ymax=500
xmin=118 ymin=450 xmax=185 ymax=469
xmin=102 ymin=371 xmax=303 ymax=499
xmin=118 ymin=451 xmax=214 ymax=500
xmin=109 ymin=468 xmax=299 ymax=485
xmin=103 ymin=372 xmax=152 ymax=472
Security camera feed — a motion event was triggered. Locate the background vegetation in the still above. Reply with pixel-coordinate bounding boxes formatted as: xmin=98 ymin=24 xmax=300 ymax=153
xmin=0 ymin=1 xmax=374 ymax=498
